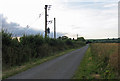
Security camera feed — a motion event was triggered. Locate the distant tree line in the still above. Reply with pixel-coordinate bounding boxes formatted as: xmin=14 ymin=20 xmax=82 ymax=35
xmin=86 ymin=38 xmax=120 ymax=43
xmin=2 ymin=31 xmax=86 ymax=69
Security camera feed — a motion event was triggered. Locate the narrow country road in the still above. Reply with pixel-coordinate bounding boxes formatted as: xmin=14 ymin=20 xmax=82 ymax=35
xmin=8 ymin=45 xmax=89 ymax=79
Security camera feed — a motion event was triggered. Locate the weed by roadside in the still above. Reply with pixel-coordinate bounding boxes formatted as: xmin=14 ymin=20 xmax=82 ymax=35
xmin=73 ymin=43 xmax=118 ymax=79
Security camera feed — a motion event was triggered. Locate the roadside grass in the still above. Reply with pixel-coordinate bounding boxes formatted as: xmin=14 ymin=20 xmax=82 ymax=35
xmin=2 ymin=46 xmax=83 ymax=79
xmin=73 ymin=43 xmax=118 ymax=79
xmin=72 ymin=47 xmax=99 ymax=79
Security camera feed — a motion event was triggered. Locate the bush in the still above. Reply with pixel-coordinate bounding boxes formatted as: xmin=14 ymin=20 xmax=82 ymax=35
xmin=2 ymin=31 xmax=86 ymax=69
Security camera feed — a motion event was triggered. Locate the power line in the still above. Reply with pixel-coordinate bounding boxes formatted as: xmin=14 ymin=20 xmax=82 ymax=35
xmin=28 ymin=12 xmax=44 ymax=27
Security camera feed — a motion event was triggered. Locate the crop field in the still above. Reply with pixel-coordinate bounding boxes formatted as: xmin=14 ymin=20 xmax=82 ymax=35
xmin=90 ymin=43 xmax=119 ymax=78
xmin=73 ymin=43 xmax=119 ymax=79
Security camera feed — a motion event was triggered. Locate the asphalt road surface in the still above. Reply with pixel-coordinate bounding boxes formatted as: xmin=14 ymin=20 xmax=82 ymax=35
xmin=8 ymin=44 xmax=89 ymax=79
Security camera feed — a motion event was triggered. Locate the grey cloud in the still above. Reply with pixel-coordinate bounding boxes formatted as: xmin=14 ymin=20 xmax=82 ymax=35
xmin=1 ymin=14 xmax=65 ymax=38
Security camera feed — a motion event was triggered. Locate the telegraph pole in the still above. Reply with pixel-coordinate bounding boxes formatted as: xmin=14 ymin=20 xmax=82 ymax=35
xmin=54 ymin=18 xmax=56 ymax=39
xmin=77 ymin=34 xmax=78 ymax=39
xmin=45 ymin=5 xmax=48 ymax=38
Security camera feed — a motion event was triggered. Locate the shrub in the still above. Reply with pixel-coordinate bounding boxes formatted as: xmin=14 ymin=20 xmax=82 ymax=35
xmin=2 ymin=31 xmax=86 ymax=69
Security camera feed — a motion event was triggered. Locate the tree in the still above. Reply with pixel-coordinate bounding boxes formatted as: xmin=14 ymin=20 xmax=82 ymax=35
xmin=77 ymin=37 xmax=85 ymax=42
xmin=62 ymin=36 xmax=68 ymax=40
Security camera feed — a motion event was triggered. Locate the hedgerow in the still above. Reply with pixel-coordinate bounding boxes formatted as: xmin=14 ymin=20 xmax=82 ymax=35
xmin=2 ymin=31 xmax=86 ymax=69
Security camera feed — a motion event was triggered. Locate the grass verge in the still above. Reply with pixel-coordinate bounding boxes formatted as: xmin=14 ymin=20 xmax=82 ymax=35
xmin=72 ymin=47 xmax=99 ymax=79
xmin=3 ymin=46 xmax=84 ymax=79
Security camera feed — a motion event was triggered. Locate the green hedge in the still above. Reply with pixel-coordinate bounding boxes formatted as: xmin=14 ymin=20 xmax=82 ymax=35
xmin=2 ymin=31 xmax=86 ymax=69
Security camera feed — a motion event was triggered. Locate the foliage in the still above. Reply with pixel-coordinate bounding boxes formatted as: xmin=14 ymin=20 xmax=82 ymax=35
xmin=3 ymin=47 xmax=80 ymax=79
xmin=87 ymin=38 xmax=119 ymax=43
xmin=61 ymin=36 xmax=68 ymax=40
xmin=2 ymin=31 xmax=86 ymax=70
xmin=77 ymin=37 xmax=85 ymax=42
xmin=90 ymin=43 xmax=119 ymax=79
xmin=73 ymin=43 xmax=119 ymax=79
xmin=73 ymin=47 xmax=98 ymax=79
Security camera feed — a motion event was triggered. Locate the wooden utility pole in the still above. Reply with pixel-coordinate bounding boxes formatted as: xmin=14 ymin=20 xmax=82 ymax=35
xmin=77 ymin=34 xmax=78 ymax=39
xmin=54 ymin=18 xmax=56 ymax=39
xmin=45 ymin=5 xmax=48 ymax=38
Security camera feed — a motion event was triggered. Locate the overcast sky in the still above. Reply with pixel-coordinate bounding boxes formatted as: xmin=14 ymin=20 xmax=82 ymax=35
xmin=0 ymin=0 xmax=118 ymax=39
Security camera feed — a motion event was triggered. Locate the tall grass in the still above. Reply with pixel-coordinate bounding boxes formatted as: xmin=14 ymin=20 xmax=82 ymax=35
xmin=90 ymin=43 xmax=119 ymax=79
